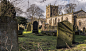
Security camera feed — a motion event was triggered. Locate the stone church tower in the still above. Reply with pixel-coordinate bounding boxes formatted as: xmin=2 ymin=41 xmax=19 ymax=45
xmin=46 ymin=4 xmax=58 ymax=18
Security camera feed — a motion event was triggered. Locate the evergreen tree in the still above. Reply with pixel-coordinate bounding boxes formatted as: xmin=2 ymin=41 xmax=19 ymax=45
xmin=0 ymin=0 xmax=16 ymax=18
xmin=16 ymin=16 xmax=27 ymax=25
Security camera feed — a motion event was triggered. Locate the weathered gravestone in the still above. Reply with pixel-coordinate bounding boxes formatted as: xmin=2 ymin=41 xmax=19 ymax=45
xmin=27 ymin=24 xmax=31 ymax=31
xmin=57 ymin=21 xmax=74 ymax=48
xmin=18 ymin=27 xmax=24 ymax=35
xmin=32 ymin=21 xmax=38 ymax=33
xmin=0 ymin=16 xmax=19 ymax=51
xmin=83 ymin=27 xmax=85 ymax=34
xmin=42 ymin=22 xmax=45 ymax=31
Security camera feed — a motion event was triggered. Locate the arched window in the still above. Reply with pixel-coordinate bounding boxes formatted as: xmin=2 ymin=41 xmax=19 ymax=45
xmin=49 ymin=20 xmax=51 ymax=25
xmin=58 ymin=18 xmax=60 ymax=22
xmin=79 ymin=20 xmax=81 ymax=26
xmin=79 ymin=22 xmax=81 ymax=26
xmin=55 ymin=18 xmax=57 ymax=25
xmin=66 ymin=17 xmax=68 ymax=21
xmin=53 ymin=19 xmax=54 ymax=25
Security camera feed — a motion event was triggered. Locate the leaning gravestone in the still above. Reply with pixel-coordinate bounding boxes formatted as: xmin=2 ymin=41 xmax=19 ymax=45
xmin=32 ymin=21 xmax=38 ymax=33
xmin=0 ymin=16 xmax=19 ymax=51
xmin=57 ymin=21 xmax=74 ymax=48
xmin=27 ymin=24 xmax=31 ymax=31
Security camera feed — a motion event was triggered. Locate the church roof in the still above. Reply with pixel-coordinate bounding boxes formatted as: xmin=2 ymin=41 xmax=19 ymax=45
xmin=73 ymin=9 xmax=86 ymax=14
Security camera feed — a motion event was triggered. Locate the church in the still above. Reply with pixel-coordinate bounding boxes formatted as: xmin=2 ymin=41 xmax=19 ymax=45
xmin=46 ymin=4 xmax=86 ymax=30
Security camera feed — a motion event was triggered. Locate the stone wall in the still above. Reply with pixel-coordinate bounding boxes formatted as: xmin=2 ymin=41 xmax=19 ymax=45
xmin=77 ymin=18 xmax=86 ymax=30
xmin=46 ymin=14 xmax=73 ymax=26
xmin=73 ymin=10 xmax=86 ymax=30
xmin=0 ymin=16 xmax=18 ymax=51
xmin=63 ymin=14 xmax=73 ymax=23
xmin=46 ymin=5 xmax=58 ymax=18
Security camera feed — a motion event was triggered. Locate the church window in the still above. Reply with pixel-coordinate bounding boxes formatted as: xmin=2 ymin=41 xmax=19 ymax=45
xmin=66 ymin=17 xmax=68 ymax=21
xmin=51 ymin=13 xmax=52 ymax=16
xmin=53 ymin=9 xmax=55 ymax=11
xmin=58 ymin=18 xmax=60 ymax=22
xmin=79 ymin=21 xmax=81 ymax=26
xmin=49 ymin=20 xmax=51 ymax=25
xmin=48 ymin=9 xmax=49 ymax=12
xmin=55 ymin=18 xmax=57 ymax=25
xmin=53 ymin=19 xmax=54 ymax=25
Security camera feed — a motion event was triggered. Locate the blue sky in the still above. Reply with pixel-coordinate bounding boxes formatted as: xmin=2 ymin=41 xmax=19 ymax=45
xmin=10 ymin=0 xmax=86 ymax=18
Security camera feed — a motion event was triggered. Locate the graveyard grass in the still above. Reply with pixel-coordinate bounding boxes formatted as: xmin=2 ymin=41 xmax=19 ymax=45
xmin=18 ymin=29 xmax=86 ymax=51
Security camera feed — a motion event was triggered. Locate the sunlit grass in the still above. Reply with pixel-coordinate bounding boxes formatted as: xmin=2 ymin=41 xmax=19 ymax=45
xmin=75 ymin=35 xmax=86 ymax=43
xmin=23 ymin=31 xmax=32 ymax=34
xmin=19 ymin=30 xmax=86 ymax=51
xmin=23 ymin=29 xmax=41 ymax=34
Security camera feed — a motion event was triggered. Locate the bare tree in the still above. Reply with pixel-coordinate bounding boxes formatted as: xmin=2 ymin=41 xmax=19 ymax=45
xmin=36 ymin=7 xmax=44 ymax=21
xmin=39 ymin=0 xmax=47 ymax=3
xmin=58 ymin=5 xmax=64 ymax=15
xmin=27 ymin=4 xmax=37 ymax=24
xmin=64 ymin=3 xmax=76 ymax=13
xmin=27 ymin=4 xmax=44 ymax=24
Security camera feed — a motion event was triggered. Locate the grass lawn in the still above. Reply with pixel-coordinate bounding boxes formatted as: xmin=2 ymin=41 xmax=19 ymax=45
xmin=18 ymin=30 xmax=86 ymax=51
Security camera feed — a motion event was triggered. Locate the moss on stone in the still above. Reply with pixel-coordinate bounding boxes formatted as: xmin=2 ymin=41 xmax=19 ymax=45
xmin=27 ymin=23 xmax=31 ymax=31
xmin=57 ymin=21 xmax=74 ymax=48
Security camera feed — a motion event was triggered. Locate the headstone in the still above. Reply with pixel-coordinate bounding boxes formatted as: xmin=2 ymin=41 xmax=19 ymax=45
xmin=57 ymin=21 xmax=74 ymax=48
xmin=19 ymin=24 xmax=25 ymax=30
xmin=27 ymin=24 xmax=31 ymax=31
xmin=18 ymin=27 xmax=24 ymax=35
xmin=43 ymin=23 xmax=49 ymax=31
xmin=25 ymin=25 xmax=27 ymax=29
xmin=18 ymin=24 xmax=19 ymax=30
xmin=83 ymin=27 xmax=85 ymax=33
xmin=39 ymin=25 xmax=42 ymax=29
xmin=0 ymin=16 xmax=19 ymax=51
xmin=32 ymin=21 xmax=38 ymax=33
xmin=42 ymin=22 xmax=45 ymax=31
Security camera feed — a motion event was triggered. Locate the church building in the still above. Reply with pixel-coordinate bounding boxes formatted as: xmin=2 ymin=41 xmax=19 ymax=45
xmin=46 ymin=4 xmax=86 ymax=30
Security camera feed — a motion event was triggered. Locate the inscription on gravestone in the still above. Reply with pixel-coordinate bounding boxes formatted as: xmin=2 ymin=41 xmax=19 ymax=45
xmin=32 ymin=21 xmax=38 ymax=33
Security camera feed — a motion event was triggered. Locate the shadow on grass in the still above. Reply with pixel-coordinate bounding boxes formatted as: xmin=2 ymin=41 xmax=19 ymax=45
xmin=18 ymin=29 xmax=86 ymax=51
xmin=18 ymin=35 xmax=26 ymax=37
xmin=75 ymin=35 xmax=86 ymax=43
xmin=56 ymin=35 xmax=86 ymax=49
xmin=69 ymin=35 xmax=86 ymax=49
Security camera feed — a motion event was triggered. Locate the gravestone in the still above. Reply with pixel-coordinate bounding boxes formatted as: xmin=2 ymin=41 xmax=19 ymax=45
xmin=42 ymin=22 xmax=45 ymax=31
xmin=18 ymin=27 xmax=24 ymax=35
xmin=32 ymin=21 xmax=38 ymax=33
xmin=39 ymin=25 xmax=42 ymax=29
xmin=57 ymin=21 xmax=74 ymax=48
xmin=27 ymin=24 xmax=31 ymax=31
xmin=83 ymin=27 xmax=85 ymax=33
xmin=0 ymin=16 xmax=19 ymax=51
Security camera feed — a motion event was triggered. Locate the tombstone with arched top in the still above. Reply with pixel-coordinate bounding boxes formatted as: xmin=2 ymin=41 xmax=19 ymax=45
xmin=32 ymin=21 xmax=38 ymax=33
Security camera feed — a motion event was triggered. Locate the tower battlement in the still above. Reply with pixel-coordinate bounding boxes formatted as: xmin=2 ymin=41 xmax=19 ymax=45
xmin=46 ymin=4 xmax=58 ymax=18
